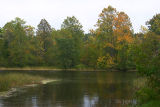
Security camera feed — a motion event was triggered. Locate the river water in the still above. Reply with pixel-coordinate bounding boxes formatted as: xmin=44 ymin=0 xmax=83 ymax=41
xmin=0 ymin=71 xmax=138 ymax=107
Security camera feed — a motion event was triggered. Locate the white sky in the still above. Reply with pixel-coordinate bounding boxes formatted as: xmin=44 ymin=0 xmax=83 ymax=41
xmin=0 ymin=0 xmax=159 ymax=33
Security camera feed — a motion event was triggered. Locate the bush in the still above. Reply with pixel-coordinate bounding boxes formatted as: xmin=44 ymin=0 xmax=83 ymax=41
xmin=136 ymin=88 xmax=158 ymax=104
xmin=140 ymin=100 xmax=160 ymax=107
xmin=75 ymin=64 xmax=86 ymax=70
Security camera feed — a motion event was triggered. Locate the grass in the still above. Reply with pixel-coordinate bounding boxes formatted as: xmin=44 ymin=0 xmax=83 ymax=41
xmin=133 ymin=77 xmax=160 ymax=107
xmin=133 ymin=77 xmax=147 ymax=89
xmin=0 ymin=67 xmax=59 ymax=71
xmin=138 ymin=100 xmax=160 ymax=107
xmin=0 ymin=67 xmax=109 ymax=71
xmin=0 ymin=73 xmax=46 ymax=92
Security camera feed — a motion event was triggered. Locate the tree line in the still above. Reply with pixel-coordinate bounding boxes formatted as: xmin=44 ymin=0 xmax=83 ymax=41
xmin=0 ymin=6 xmax=159 ymax=72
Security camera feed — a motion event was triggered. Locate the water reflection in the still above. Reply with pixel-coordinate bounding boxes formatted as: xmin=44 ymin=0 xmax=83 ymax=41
xmin=0 ymin=71 xmax=137 ymax=107
xmin=83 ymin=95 xmax=98 ymax=107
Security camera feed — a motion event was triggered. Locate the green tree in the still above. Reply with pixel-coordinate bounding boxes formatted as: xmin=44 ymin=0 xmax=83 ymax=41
xmin=96 ymin=6 xmax=117 ymax=56
xmin=55 ymin=29 xmax=75 ymax=68
xmin=0 ymin=27 xmax=5 ymax=66
xmin=0 ymin=27 xmax=3 ymax=38
xmin=134 ymin=32 xmax=160 ymax=103
xmin=133 ymin=14 xmax=160 ymax=103
xmin=36 ymin=19 xmax=53 ymax=65
xmin=81 ymin=34 xmax=99 ymax=68
xmin=3 ymin=17 xmax=35 ymax=66
xmin=147 ymin=14 xmax=160 ymax=35
xmin=56 ymin=16 xmax=84 ymax=68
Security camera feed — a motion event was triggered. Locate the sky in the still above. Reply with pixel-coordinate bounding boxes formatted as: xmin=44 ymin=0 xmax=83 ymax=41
xmin=0 ymin=0 xmax=159 ymax=33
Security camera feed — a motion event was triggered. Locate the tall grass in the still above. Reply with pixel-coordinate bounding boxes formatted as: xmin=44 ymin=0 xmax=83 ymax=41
xmin=138 ymin=100 xmax=160 ymax=107
xmin=133 ymin=77 xmax=147 ymax=89
xmin=0 ymin=73 xmax=45 ymax=92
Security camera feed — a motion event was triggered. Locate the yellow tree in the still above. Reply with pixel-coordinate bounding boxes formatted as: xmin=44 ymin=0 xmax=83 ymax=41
xmin=113 ymin=12 xmax=133 ymax=47
xmin=113 ymin=12 xmax=134 ymax=70
xmin=95 ymin=6 xmax=117 ymax=69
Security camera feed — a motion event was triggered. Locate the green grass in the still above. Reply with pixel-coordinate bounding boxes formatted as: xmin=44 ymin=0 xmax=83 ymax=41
xmin=0 ymin=73 xmax=45 ymax=92
xmin=0 ymin=67 xmax=58 ymax=70
xmin=133 ymin=77 xmax=147 ymax=89
xmin=0 ymin=67 xmax=109 ymax=71
xmin=138 ymin=100 xmax=160 ymax=107
xmin=134 ymin=78 xmax=160 ymax=107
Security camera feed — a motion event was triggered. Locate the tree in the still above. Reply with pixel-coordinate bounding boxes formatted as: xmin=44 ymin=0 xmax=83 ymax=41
xmin=81 ymin=34 xmax=99 ymax=68
xmin=147 ymin=14 xmax=160 ymax=35
xmin=91 ymin=6 xmax=117 ymax=69
xmin=56 ymin=16 xmax=84 ymax=68
xmin=2 ymin=17 xmax=35 ymax=66
xmin=96 ymin=5 xmax=117 ymax=38
xmin=113 ymin=12 xmax=133 ymax=45
xmin=37 ymin=19 xmax=52 ymax=52
xmin=134 ymin=32 xmax=160 ymax=103
xmin=95 ymin=6 xmax=117 ymax=56
xmin=61 ymin=16 xmax=84 ymax=53
xmin=0 ymin=27 xmax=3 ymax=38
xmin=0 ymin=27 xmax=5 ymax=66
xmin=36 ymin=19 xmax=53 ymax=65
xmin=131 ymin=13 xmax=160 ymax=103
xmin=55 ymin=29 xmax=75 ymax=68
xmin=94 ymin=6 xmax=134 ymax=70
xmin=61 ymin=16 xmax=83 ymax=33
xmin=113 ymin=12 xmax=134 ymax=70
xmin=25 ymin=25 xmax=35 ymax=37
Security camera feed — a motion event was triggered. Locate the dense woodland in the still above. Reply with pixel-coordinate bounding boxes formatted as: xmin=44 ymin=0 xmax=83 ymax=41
xmin=0 ymin=6 xmax=159 ymax=70
xmin=0 ymin=5 xmax=160 ymax=105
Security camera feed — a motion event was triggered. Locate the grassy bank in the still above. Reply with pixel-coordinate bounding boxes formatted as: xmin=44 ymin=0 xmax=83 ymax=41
xmin=0 ymin=67 xmax=60 ymax=71
xmin=138 ymin=100 xmax=160 ymax=107
xmin=0 ymin=67 xmax=105 ymax=71
xmin=0 ymin=67 xmax=136 ymax=72
xmin=0 ymin=73 xmax=46 ymax=92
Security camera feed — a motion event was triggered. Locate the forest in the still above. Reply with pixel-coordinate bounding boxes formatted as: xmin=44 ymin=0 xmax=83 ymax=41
xmin=0 ymin=6 xmax=159 ymax=70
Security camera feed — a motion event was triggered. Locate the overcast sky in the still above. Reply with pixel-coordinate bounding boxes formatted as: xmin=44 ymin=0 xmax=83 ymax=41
xmin=0 ymin=0 xmax=159 ymax=33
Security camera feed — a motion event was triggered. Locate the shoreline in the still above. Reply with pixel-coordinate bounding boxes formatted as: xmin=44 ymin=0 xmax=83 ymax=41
xmin=0 ymin=67 xmax=137 ymax=72
xmin=0 ymin=79 xmax=57 ymax=98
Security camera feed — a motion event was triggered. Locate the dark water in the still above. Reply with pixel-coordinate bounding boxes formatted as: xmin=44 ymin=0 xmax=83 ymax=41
xmin=0 ymin=71 xmax=138 ymax=107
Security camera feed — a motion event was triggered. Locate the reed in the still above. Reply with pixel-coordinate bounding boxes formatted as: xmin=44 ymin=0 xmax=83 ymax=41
xmin=0 ymin=73 xmax=45 ymax=92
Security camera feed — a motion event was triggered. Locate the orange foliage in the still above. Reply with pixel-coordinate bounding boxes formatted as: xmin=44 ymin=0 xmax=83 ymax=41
xmin=104 ymin=43 xmax=114 ymax=48
xmin=113 ymin=12 xmax=133 ymax=46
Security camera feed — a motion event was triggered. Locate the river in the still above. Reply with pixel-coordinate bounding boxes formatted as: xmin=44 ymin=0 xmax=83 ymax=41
xmin=0 ymin=71 xmax=138 ymax=107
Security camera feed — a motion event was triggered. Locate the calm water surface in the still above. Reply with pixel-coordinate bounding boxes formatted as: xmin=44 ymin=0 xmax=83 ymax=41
xmin=0 ymin=71 xmax=138 ymax=107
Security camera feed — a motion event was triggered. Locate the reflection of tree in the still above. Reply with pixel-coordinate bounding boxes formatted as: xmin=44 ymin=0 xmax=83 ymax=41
xmin=83 ymin=95 xmax=98 ymax=107
xmin=0 ymin=71 xmax=137 ymax=107
xmin=81 ymin=72 xmax=137 ymax=106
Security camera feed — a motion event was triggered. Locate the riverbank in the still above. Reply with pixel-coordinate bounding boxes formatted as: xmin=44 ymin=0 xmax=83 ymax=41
xmin=0 ymin=67 xmax=105 ymax=71
xmin=0 ymin=73 xmax=56 ymax=92
xmin=0 ymin=67 xmax=137 ymax=72
xmin=0 ymin=79 xmax=56 ymax=98
xmin=0 ymin=72 xmax=57 ymax=98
